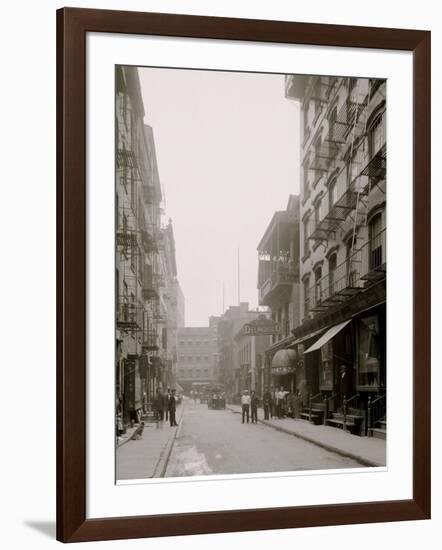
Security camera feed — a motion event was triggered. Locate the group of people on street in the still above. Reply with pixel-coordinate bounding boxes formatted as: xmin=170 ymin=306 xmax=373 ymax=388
xmin=263 ymin=386 xmax=291 ymax=419
xmin=155 ymin=388 xmax=179 ymax=427
xmin=240 ymin=386 xmax=302 ymax=423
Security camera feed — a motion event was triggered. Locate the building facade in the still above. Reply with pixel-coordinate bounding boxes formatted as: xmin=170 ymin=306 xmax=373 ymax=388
xmin=176 ymin=317 xmax=219 ymax=393
xmin=234 ymin=316 xmax=274 ymax=396
xmin=257 ymin=195 xmax=301 ymax=393
xmin=284 ymin=75 xmax=387 ymax=436
xmin=115 ymin=66 xmax=183 ymax=427
xmin=215 ymin=302 xmax=271 ymax=399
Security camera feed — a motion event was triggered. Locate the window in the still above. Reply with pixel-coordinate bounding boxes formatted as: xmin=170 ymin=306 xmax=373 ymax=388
xmin=283 ymin=303 xmax=290 ymax=337
xmin=369 ymin=113 xmax=385 ymax=157
xmin=349 ymin=77 xmax=357 ymax=93
xmin=303 ymin=278 xmax=310 ymax=316
xmin=328 ymin=106 xmax=337 ymax=141
xmin=328 ymin=253 xmax=337 ymax=297
xmin=369 ymin=213 xmax=384 ymax=269
xmin=314 ymin=199 xmax=321 ymax=231
xmin=328 ymin=178 xmax=337 ymax=213
xmin=358 ymin=315 xmax=381 ymax=387
xmin=314 ymin=267 xmax=322 ymax=305
xmin=313 ymin=78 xmax=322 ymax=122
xmin=130 ymin=171 xmax=136 ymax=212
xmin=303 ymin=217 xmax=310 ymax=256
xmin=320 ymin=340 xmax=333 ymax=389
xmin=302 ymin=159 xmax=310 ymax=198
xmin=303 ymin=102 xmax=309 ymax=135
xmin=346 ymin=236 xmax=357 ymax=287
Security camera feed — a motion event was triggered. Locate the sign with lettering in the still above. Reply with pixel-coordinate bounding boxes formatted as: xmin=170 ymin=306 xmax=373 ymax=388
xmin=243 ymin=322 xmax=280 ymax=336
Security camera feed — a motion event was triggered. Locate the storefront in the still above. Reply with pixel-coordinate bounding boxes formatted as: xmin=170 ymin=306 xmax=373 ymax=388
xmin=271 ymin=348 xmax=297 ymax=391
xmin=296 ymin=303 xmax=386 ymax=430
xmin=354 ymin=304 xmax=386 ymax=393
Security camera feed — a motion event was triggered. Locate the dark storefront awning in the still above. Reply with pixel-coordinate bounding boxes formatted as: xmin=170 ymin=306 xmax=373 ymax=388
xmin=271 ymin=349 xmax=297 ymax=375
xmin=304 ymin=320 xmax=351 ymax=354
xmin=289 ymin=327 xmax=326 ymax=347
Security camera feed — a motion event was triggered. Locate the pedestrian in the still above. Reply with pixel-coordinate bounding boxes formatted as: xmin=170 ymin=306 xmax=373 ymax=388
xmin=155 ymin=393 xmax=164 ymax=421
xmin=263 ymin=386 xmax=272 ymax=420
xmin=278 ymin=386 xmax=287 ymax=418
xmin=270 ymin=385 xmax=276 ymax=418
xmin=251 ymin=391 xmax=258 ymax=423
xmin=164 ymin=388 xmax=170 ymax=422
xmin=168 ymin=389 xmax=178 ymax=427
xmin=241 ymin=390 xmax=251 ymax=424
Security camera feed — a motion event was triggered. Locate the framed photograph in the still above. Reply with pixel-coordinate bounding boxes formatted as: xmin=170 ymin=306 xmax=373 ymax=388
xmin=57 ymin=7 xmax=431 ymax=542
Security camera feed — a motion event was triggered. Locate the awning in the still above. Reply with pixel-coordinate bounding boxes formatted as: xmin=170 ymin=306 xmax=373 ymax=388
xmin=289 ymin=327 xmax=326 ymax=348
xmin=304 ymin=320 xmax=351 ymax=354
xmin=271 ymin=349 xmax=297 ymax=372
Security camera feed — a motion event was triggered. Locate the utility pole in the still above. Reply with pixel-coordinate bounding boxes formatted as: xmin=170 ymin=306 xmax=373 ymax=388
xmin=237 ymin=247 xmax=241 ymax=305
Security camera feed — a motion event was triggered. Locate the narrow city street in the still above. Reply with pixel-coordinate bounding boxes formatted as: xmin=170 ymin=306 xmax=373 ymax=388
xmin=165 ymin=398 xmax=361 ymax=477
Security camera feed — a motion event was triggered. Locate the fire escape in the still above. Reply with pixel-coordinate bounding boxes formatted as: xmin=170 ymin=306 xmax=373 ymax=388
xmin=306 ymin=78 xmax=387 ymax=314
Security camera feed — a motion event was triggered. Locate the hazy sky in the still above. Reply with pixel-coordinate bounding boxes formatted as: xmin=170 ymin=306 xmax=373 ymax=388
xmin=139 ymin=67 xmax=300 ymax=327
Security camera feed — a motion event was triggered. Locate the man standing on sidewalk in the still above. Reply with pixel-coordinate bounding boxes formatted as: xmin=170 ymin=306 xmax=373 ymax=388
xmin=168 ymin=389 xmax=178 ymax=427
xmin=251 ymin=391 xmax=258 ymax=424
xmin=263 ymin=386 xmax=272 ymax=420
xmin=241 ymin=390 xmax=251 ymax=424
xmin=164 ymin=388 xmax=171 ymax=422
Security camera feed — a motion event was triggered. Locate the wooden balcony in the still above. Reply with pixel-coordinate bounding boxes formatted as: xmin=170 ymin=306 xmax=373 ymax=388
xmin=259 ymin=261 xmax=299 ymax=306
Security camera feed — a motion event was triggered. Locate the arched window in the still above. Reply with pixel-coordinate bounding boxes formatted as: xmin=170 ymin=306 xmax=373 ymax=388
xmin=368 ymin=111 xmax=385 ymax=158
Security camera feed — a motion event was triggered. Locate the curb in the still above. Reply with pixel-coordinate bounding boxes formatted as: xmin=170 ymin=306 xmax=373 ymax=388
xmin=226 ymin=405 xmax=381 ymax=468
xmin=151 ymin=403 xmax=185 ymax=478
xmin=116 ymin=424 xmax=146 ymax=448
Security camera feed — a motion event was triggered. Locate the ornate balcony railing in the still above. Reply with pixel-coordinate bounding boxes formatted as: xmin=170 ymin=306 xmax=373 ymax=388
xmin=259 ymin=260 xmax=299 ymax=305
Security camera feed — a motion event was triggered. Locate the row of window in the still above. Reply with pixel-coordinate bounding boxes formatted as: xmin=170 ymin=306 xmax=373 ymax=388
xmin=177 ymin=368 xmax=210 ymax=378
xmin=303 ymin=212 xmax=384 ymax=316
xmin=302 ymin=93 xmax=385 ymax=252
xmin=178 ymin=355 xmax=211 ymax=362
xmin=178 ymin=339 xmax=216 ymax=347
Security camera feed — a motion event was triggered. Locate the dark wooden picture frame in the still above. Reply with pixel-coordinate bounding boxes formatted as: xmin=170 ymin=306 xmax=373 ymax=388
xmin=57 ymin=7 xmax=431 ymax=543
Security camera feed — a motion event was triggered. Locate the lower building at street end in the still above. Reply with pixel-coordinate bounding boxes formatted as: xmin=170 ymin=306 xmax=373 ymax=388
xmin=175 ymin=317 xmax=220 ymax=394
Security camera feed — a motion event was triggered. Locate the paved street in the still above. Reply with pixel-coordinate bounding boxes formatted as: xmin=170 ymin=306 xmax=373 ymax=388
xmin=165 ymin=398 xmax=361 ymax=477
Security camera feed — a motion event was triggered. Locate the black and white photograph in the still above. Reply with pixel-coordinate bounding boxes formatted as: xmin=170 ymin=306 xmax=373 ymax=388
xmin=115 ymin=66 xmax=387 ymax=481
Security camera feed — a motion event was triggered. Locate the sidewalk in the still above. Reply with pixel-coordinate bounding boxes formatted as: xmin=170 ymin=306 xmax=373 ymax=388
xmin=116 ymin=403 xmax=184 ymax=480
xmin=226 ymin=404 xmax=386 ymax=467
